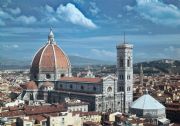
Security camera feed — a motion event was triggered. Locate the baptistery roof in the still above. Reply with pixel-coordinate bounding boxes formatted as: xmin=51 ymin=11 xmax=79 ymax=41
xmin=130 ymin=91 xmax=165 ymax=110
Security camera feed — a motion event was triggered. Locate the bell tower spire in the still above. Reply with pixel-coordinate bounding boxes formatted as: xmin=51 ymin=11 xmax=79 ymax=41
xmin=48 ymin=27 xmax=55 ymax=44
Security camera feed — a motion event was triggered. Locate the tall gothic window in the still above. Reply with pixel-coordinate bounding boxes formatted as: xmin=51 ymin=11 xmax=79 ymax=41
xmin=119 ymin=75 xmax=124 ymax=80
xmin=81 ymin=85 xmax=84 ymax=90
xmin=127 ymin=58 xmax=130 ymax=67
xmin=93 ymin=86 xmax=96 ymax=91
xmin=119 ymin=86 xmax=124 ymax=91
xmin=120 ymin=58 xmax=124 ymax=67
xmin=127 ymin=86 xmax=131 ymax=91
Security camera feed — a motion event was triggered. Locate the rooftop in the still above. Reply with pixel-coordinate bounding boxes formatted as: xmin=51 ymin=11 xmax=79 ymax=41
xmin=59 ymin=77 xmax=102 ymax=84
xmin=131 ymin=93 xmax=165 ymax=110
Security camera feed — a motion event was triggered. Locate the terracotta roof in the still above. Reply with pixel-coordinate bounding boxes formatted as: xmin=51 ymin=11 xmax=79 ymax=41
xmin=83 ymin=121 xmax=99 ymax=126
xmin=0 ymin=104 xmax=66 ymax=117
xmin=24 ymin=104 xmax=66 ymax=115
xmin=22 ymin=81 xmax=38 ymax=90
xmin=72 ymin=111 xmax=101 ymax=116
xmin=0 ymin=110 xmax=24 ymax=117
xmin=30 ymin=115 xmax=47 ymax=123
xmin=31 ymin=43 xmax=71 ymax=72
xmin=60 ymin=77 xmax=102 ymax=84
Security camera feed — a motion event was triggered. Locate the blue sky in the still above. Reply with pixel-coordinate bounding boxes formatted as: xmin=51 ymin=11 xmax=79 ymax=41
xmin=0 ymin=0 xmax=180 ymax=62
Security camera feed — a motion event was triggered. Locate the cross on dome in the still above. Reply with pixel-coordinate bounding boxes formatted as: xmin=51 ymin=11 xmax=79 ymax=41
xmin=145 ymin=89 xmax=149 ymax=94
xmin=48 ymin=27 xmax=55 ymax=44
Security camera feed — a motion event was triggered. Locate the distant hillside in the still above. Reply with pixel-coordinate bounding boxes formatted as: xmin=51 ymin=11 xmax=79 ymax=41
xmin=134 ymin=59 xmax=180 ymax=75
xmin=0 ymin=56 xmax=114 ymax=70
xmin=69 ymin=56 xmax=114 ymax=66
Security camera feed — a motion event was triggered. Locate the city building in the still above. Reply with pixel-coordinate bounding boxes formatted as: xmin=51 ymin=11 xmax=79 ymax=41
xmin=18 ymin=29 xmax=134 ymax=113
xmin=130 ymin=90 xmax=170 ymax=125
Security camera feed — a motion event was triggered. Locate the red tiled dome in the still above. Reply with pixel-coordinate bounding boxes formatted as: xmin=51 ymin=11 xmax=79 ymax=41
xmin=30 ymin=29 xmax=71 ymax=80
xmin=24 ymin=81 xmax=38 ymax=90
xmin=31 ymin=43 xmax=70 ymax=72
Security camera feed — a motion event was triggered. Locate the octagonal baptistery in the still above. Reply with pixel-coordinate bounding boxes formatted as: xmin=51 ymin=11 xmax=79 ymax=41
xmin=130 ymin=90 xmax=166 ymax=119
xmin=30 ymin=29 xmax=71 ymax=82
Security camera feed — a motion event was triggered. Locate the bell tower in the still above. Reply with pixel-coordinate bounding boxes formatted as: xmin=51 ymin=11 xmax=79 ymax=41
xmin=116 ymin=36 xmax=133 ymax=113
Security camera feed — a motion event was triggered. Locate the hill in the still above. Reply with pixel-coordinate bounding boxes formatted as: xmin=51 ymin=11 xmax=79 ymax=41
xmin=134 ymin=59 xmax=180 ymax=75
xmin=0 ymin=56 xmax=114 ymax=70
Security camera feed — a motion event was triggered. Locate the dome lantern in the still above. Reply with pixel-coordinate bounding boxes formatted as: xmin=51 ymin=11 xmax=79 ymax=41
xmin=48 ymin=28 xmax=55 ymax=44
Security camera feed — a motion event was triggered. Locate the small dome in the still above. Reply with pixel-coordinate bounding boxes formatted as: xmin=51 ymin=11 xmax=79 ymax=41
xmin=24 ymin=81 xmax=38 ymax=90
xmin=41 ymin=81 xmax=54 ymax=88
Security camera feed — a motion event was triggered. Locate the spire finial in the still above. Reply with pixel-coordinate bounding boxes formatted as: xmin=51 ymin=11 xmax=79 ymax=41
xmin=48 ymin=27 xmax=54 ymax=44
xmin=145 ymin=89 xmax=148 ymax=94
xmin=50 ymin=27 xmax=52 ymax=31
xmin=124 ymin=32 xmax=126 ymax=44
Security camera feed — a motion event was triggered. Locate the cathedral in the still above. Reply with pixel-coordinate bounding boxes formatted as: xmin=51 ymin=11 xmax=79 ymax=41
xmin=18 ymin=29 xmax=134 ymax=113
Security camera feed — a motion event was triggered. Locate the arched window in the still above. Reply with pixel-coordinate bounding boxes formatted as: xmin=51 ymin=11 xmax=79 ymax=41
xmin=120 ymin=58 xmax=124 ymax=67
xmin=34 ymin=75 xmax=37 ymax=79
xmin=119 ymin=75 xmax=124 ymax=80
xmin=93 ymin=86 xmax=96 ymax=91
xmin=61 ymin=74 xmax=65 ymax=77
xmin=119 ymin=86 xmax=124 ymax=91
xmin=30 ymin=93 xmax=33 ymax=100
xmin=127 ymin=86 xmax=131 ymax=91
xmin=127 ymin=75 xmax=131 ymax=80
xmin=70 ymin=84 xmax=73 ymax=89
xmin=46 ymin=74 xmax=51 ymax=79
xmin=107 ymin=87 xmax=112 ymax=92
xmin=127 ymin=58 xmax=130 ymax=67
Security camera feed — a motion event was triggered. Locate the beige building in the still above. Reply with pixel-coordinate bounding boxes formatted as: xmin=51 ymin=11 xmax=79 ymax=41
xmin=47 ymin=111 xmax=101 ymax=126
xmin=48 ymin=112 xmax=81 ymax=126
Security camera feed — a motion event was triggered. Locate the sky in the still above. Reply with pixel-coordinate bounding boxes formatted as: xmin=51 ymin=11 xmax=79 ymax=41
xmin=0 ymin=0 xmax=180 ymax=63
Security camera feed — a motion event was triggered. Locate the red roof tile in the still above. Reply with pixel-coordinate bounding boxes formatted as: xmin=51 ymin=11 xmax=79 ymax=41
xmin=31 ymin=43 xmax=71 ymax=72
xmin=60 ymin=77 xmax=102 ymax=84
xmin=22 ymin=81 xmax=38 ymax=90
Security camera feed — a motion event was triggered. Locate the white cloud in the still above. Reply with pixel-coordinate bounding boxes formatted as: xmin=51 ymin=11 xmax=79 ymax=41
xmin=0 ymin=8 xmax=12 ymax=19
xmin=56 ymin=3 xmax=97 ymax=29
xmin=0 ymin=19 xmax=5 ymax=26
xmin=117 ymin=14 xmax=122 ymax=18
xmin=91 ymin=49 xmax=116 ymax=58
xmin=73 ymin=0 xmax=84 ymax=4
xmin=89 ymin=2 xmax=100 ymax=15
xmin=45 ymin=5 xmax=54 ymax=13
xmin=12 ymin=44 xmax=19 ymax=48
xmin=137 ymin=0 xmax=158 ymax=4
xmin=1 ymin=0 xmax=11 ymax=8
xmin=8 ymin=8 xmax=21 ymax=15
xmin=0 ymin=7 xmax=36 ymax=25
xmin=2 ymin=44 xmax=19 ymax=49
xmin=126 ymin=5 xmax=134 ymax=11
xmin=16 ymin=15 xmax=37 ymax=24
xmin=41 ymin=5 xmax=58 ymax=23
xmin=164 ymin=46 xmax=180 ymax=59
xmin=135 ymin=0 xmax=180 ymax=26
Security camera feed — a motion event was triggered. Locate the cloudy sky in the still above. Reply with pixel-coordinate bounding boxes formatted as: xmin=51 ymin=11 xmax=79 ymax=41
xmin=0 ymin=0 xmax=180 ymax=63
